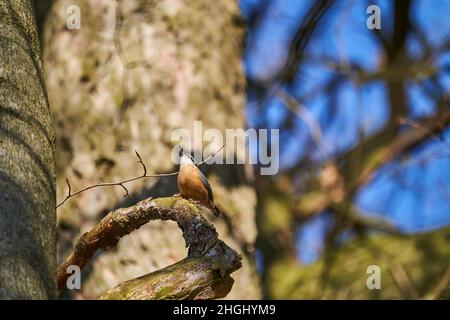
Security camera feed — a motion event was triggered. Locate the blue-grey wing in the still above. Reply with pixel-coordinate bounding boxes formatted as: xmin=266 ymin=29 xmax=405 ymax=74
xmin=199 ymin=170 xmax=214 ymax=201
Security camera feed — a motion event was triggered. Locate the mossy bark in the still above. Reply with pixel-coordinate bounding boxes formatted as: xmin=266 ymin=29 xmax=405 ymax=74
xmin=100 ymin=254 xmax=238 ymax=300
xmin=58 ymin=196 xmax=241 ymax=299
xmin=0 ymin=0 xmax=56 ymax=299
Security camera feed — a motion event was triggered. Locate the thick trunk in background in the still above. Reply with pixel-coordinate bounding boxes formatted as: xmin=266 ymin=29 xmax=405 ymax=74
xmin=41 ymin=0 xmax=260 ymax=298
xmin=0 ymin=0 xmax=56 ymax=299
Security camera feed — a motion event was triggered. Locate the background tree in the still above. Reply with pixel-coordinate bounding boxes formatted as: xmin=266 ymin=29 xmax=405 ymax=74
xmin=38 ymin=0 xmax=260 ymax=299
xmin=244 ymin=0 xmax=450 ymax=299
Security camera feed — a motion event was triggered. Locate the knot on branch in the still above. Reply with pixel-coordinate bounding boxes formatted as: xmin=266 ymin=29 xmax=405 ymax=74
xmin=57 ymin=196 xmax=242 ymax=300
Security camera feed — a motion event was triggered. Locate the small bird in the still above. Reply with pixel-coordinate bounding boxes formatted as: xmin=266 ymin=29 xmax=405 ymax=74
xmin=177 ymin=148 xmax=221 ymax=217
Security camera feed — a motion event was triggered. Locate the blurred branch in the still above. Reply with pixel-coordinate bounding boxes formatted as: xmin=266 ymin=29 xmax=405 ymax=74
xmin=277 ymin=0 xmax=333 ymax=83
xmin=423 ymin=264 xmax=450 ymax=300
xmin=244 ymin=0 xmax=271 ymax=30
xmin=315 ymin=55 xmax=438 ymax=84
xmin=274 ymin=226 xmax=450 ymax=299
xmin=337 ymin=0 xmax=411 ymax=189
xmin=388 ymin=0 xmax=411 ymax=59
xmin=246 ymin=0 xmax=333 ymax=118
xmin=57 ymin=196 xmax=241 ymax=299
xmin=293 ymin=110 xmax=450 ymax=238
xmin=350 ymin=109 xmax=450 ymax=193
xmin=373 ymin=27 xmax=389 ymax=52
xmin=295 ymin=110 xmax=450 ymax=220
xmin=330 ymin=202 xmax=404 ymax=236
xmin=366 ymin=237 xmax=420 ymax=299
xmin=276 ymin=88 xmax=328 ymax=156
xmin=388 ymin=260 xmax=420 ymax=299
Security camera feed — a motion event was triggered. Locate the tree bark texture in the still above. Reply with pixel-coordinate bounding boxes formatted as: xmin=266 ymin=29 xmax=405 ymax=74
xmin=41 ymin=0 xmax=260 ymax=298
xmin=0 ymin=0 xmax=56 ymax=299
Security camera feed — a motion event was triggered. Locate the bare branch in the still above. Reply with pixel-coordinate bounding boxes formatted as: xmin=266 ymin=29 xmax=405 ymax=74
xmin=65 ymin=178 xmax=72 ymax=196
xmin=197 ymin=144 xmax=225 ymax=166
xmin=134 ymin=150 xmax=147 ymax=176
xmin=119 ymin=183 xmax=130 ymax=198
xmin=56 ymin=170 xmax=178 ymax=209
xmin=57 ymin=144 xmax=225 ymax=209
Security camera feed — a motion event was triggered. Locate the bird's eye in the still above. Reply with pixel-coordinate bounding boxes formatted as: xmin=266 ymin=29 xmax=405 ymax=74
xmin=178 ymin=147 xmax=184 ymax=158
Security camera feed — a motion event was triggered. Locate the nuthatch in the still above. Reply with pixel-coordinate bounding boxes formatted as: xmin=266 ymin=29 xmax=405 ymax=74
xmin=177 ymin=148 xmax=221 ymax=217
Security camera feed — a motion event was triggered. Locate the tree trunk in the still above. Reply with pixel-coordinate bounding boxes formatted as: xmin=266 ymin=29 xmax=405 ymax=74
xmin=42 ymin=0 xmax=260 ymax=298
xmin=0 ymin=0 xmax=56 ymax=299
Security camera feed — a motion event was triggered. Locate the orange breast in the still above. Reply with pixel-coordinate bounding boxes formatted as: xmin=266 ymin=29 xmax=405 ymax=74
xmin=177 ymin=165 xmax=209 ymax=201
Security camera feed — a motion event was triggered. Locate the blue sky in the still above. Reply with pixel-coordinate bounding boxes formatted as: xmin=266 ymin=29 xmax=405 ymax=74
xmin=240 ymin=0 xmax=450 ymax=264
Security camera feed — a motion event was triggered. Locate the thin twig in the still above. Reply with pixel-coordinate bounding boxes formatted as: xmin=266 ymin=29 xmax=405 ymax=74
xmin=56 ymin=145 xmax=225 ymax=209
xmin=135 ymin=150 xmax=147 ymax=175
xmin=56 ymin=153 xmax=178 ymax=208
xmin=197 ymin=144 xmax=225 ymax=166
xmin=65 ymin=178 xmax=72 ymax=196
xmin=56 ymin=172 xmax=178 ymax=209
xmin=119 ymin=183 xmax=130 ymax=198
